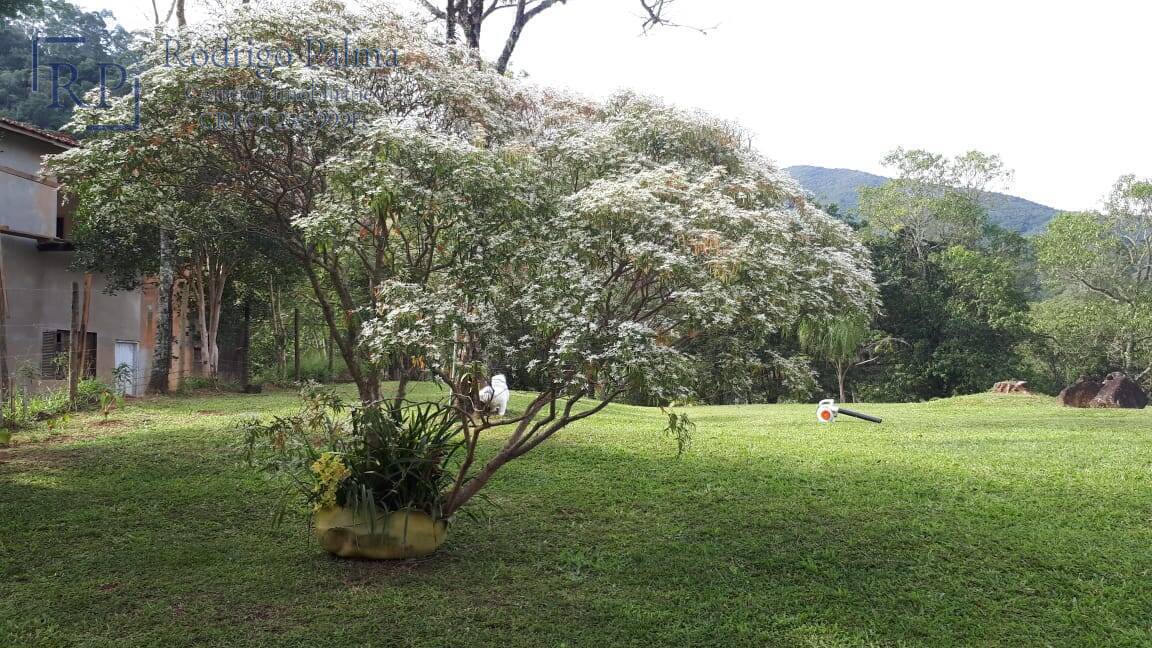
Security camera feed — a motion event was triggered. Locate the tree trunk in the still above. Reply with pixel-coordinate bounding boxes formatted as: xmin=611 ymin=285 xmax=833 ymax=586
xmin=445 ymin=0 xmax=456 ymax=42
xmin=495 ymin=0 xmax=528 ymax=74
xmin=209 ymin=264 xmax=226 ymax=376
xmin=148 ymin=229 xmax=175 ymax=394
xmin=77 ymin=273 xmax=91 ymax=380
xmin=269 ymin=280 xmax=286 ymax=379
xmin=299 ymin=257 xmax=379 ymax=402
xmin=326 ymin=335 xmax=333 ymax=381
xmin=466 ymin=0 xmax=483 ymax=48
xmin=192 ymin=250 xmax=229 ymax=379
xmin=1123 ymin=336 xmax=1134 ymax=376
xmin=836 ymin=361 xmax=847 ymax=403
xmin=193 ymin=260 xmax=209 ymax=378
xmin=68 ymin=282 xmax=79 ymax=406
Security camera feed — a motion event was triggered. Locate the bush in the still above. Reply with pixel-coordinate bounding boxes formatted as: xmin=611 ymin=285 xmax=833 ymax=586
xmin=251 ymin=349 xmax=352 ymax=387
xmin=1 ymin=378 xmax=116 ymax=431
xmin=178 ymin=376 xmax=240 ymax=393
xmin=75 ymin=378 xmax=113 ymax=409
xmin=240 ymin=384 xmax=464 ymax=523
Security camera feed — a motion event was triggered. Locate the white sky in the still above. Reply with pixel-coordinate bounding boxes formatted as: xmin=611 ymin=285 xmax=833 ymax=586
xmin=76 ymin=0 xmax=1152 ymax=210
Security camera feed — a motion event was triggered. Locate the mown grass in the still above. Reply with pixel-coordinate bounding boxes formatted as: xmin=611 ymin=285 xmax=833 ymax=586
xmin=1 ymin=386 xmax=1150 ymax=647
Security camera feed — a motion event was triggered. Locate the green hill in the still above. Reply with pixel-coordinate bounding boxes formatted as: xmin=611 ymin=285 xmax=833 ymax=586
xmin=787 ymin=165 xmax=1061 ymax=236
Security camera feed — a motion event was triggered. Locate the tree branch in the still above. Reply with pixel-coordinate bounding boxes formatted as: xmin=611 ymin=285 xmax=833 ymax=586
xmin=419 ymin=0 xmax=446 ymax=19
xmin=638 ymin=0 xmax=712 ymax=35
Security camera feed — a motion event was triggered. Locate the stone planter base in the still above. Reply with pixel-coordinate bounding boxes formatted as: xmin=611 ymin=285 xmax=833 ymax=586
xmin=313 ymin=507 xmax=447 ymax=559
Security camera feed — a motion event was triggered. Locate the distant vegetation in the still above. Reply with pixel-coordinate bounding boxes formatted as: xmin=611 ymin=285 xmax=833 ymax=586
xmin=787 ymin=164 xmax=1061 ymax=236
xmin=786 ymin=150 xmax=1151 ymax=402
xmin=0 ymin=0 xmax=138 ymax=131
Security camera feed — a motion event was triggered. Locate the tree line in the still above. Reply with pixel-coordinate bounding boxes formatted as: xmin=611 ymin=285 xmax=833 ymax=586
xmin=800 ymin=149 xmax=1151 ymax=402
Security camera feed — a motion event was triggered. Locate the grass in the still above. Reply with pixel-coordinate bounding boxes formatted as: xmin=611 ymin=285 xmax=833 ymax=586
xmin=1 ymin=386 xmax=1150 ymax=647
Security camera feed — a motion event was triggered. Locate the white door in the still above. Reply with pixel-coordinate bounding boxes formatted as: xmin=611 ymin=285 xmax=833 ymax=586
xmin=114 ymin=341 xmax=138 ymax=396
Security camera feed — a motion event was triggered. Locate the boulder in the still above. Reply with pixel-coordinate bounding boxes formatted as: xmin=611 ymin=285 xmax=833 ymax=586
xmin=991 ymin=380 xmax=1030 ymax=394
xmin=1058 ymin=376 xmax=1102 ymax=407
xmin=1088 ymin=372 xmax=1148 ymax=409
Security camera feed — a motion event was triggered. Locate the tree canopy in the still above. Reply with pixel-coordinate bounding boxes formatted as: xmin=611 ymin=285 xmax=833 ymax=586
xmin=52 ymin=0 xmax=876 ymax=512
xmin=0 ymin=0 xmax=138 ymax=130
xmin=1032 ymin=176 xmax=1152 ymax=382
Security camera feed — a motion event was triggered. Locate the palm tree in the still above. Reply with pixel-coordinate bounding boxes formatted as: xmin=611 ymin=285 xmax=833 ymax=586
xmin=798 ymin=315 xmax=902 ymax=402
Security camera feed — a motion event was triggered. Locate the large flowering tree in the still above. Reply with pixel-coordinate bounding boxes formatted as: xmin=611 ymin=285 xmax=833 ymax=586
xmin=54 ymin=0 xmax=532 ymax=401
xmin=342 ymin=91 xmax=878 ymax=514
xmin=55 ymin=0 xmax=876 ymax=519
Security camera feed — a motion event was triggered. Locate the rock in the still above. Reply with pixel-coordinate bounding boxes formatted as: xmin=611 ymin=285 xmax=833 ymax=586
xmin=1058 ymin=376 xmax=1102 ymax=407
xmin=991 ymin=380 xmax=1030 ymax=394
xmin=1088 ymin=372 xmax=1148 ymax=409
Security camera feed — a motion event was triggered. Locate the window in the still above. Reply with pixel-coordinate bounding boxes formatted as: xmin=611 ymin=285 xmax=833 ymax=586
xmin=40 ymin=330 xmax=96 ymax=380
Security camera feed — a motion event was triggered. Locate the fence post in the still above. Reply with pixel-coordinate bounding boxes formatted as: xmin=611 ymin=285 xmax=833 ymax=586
xmin=293 ymin=307 xmax=300 ymax=382
xmin=0 ymin=236 xmax=8 ymax=427
xmin=69 ymin=281 xmax=79 ymax=407
xmin=240 ymin=299 xmax=251 ymax=390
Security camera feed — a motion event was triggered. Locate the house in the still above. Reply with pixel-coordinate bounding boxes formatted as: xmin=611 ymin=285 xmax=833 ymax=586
xmin=0 ymin=117 xmax=152 ymax=396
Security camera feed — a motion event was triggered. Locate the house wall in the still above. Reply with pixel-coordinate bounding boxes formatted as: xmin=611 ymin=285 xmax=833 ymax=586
xmin=1 ymin=125 xmax=152 ymax=395
xmin=2 ymin=236 xmax=152 ymax=394
xmin=0 ymin=133 xmax=60 ymax=239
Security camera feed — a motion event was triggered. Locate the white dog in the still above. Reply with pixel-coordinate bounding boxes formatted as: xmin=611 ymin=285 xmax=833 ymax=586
xmin=478 ymin=374 xmax=510 ymax=416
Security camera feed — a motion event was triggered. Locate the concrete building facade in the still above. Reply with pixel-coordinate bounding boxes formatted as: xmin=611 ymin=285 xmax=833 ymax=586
xmin=0 ymin=117 xmax=152 ymax=396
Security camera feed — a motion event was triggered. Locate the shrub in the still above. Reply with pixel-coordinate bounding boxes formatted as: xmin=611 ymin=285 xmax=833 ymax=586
xmin=240 ymin=384 xmax=464 ymax=523
xmin=1 ymin=379 xmax=115 ymax=431
xmin=75 ymin=378 xmax=113 ymax=409
xmin=177 ymin=376 xmax=243 ymax=394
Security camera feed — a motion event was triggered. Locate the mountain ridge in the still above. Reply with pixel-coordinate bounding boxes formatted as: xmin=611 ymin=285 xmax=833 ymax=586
xmin=786 ymin=165 xmax=1061 ymax=236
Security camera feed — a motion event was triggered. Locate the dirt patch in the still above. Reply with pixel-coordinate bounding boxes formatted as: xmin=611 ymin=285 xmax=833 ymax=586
xmin=93 ymin=419 xmax=127 ymax=428
xmin=554 ymin=506 xmax=587 ymax=520
xmin=213 ymin=602 xmax=300 ymax=633
xmin=10 ymin=417 xmax=133 ymax=449
xmin=334 ymin=552 xmax=454 ymax=586
xmin=37 ymin=430 xmax=104 ymax=445
xmin=3 ymin=446 xmax=91 ymax=470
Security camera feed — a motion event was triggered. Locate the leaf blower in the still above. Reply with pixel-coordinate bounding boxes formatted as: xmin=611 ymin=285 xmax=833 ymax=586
xmin=816 ymin=398 xmax=882 ymax=424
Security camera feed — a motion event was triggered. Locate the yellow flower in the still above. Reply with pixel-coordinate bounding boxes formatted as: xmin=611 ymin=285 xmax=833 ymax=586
xmin=310 ymin=452 xmax=350 ymax=513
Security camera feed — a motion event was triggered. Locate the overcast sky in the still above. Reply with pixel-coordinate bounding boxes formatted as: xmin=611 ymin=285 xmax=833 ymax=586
xmin=78 ymin=0 xmax=1152 ymax=210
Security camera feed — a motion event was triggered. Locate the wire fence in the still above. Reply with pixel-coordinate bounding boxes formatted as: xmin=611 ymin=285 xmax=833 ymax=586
xmin=2 ymin=285 xmax=342 ymax=398
xmin=0 ymin=332 xmax=340 ymax=396
xmin=0 ymin=353 xmax=140 ymax=391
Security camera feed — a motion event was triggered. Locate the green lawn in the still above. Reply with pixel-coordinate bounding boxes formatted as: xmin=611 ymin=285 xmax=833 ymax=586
xmin=1 ymin=387 xmax=1150 ymax=647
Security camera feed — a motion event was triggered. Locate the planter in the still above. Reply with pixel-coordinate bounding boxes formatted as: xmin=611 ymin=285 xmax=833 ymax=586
xmin=313 ymin=506 xmax=448 ymax=559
